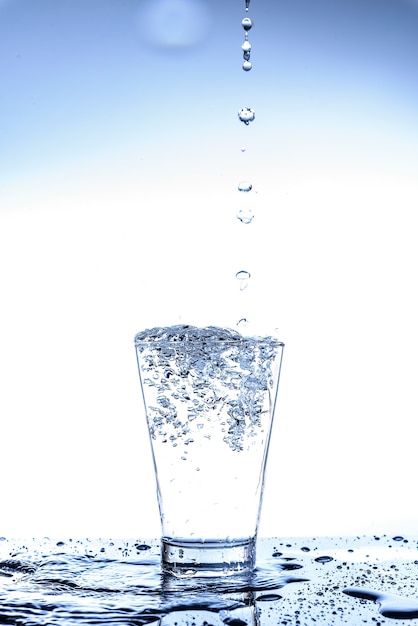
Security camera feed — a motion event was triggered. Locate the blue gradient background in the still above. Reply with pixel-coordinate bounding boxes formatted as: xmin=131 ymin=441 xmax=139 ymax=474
xmin=1 ymin=0 xmax=418 ymax=537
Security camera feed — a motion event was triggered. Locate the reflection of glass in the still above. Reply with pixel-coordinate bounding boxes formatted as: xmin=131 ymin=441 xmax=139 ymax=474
xmin=135 ymin=325 xmax=284 ymax=577
xmin=161 ymin=572 xmax=258 ymax=626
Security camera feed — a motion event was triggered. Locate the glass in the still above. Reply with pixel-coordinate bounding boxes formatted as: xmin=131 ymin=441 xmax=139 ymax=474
xmin=135 ymin=324 xmax=284 ymax=577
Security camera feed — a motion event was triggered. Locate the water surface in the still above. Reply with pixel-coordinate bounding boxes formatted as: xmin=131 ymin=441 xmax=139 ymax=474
xmin=1 ymin=535 xmax=418 ymax=624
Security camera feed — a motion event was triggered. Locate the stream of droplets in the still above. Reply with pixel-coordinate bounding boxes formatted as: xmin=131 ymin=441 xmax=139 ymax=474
xmin=235 ymin=0 xmax=255 ymax=329
xmin=2 ymin=535 xmax=418 ymax=625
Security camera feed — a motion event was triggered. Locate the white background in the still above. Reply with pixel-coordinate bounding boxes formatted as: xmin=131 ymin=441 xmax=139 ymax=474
xmin=1 ymin=0 xmax=418 ymax=539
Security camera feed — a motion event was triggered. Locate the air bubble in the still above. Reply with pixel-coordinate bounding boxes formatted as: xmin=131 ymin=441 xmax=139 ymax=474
xmin=238 ymin=107 xmax=255 ymax=125
xmin=242 ymin=17 xmax=253 ymax=31
xmin=238 ymin=181 xmax=252 ymax=192
xmin=237 ymin=208 xmax=254 ymax=224
xmin=242 ymin=61 xmax=252 ymax=71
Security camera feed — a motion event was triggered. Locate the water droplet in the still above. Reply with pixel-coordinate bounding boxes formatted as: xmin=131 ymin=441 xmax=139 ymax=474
xmin=236 ymin=270 xmax=251 ymax=290
xmin=242 ymin=40 xmax=251 ymax=53
xmin=237 ymin=208 xmax=254 ymax=224
xmin=245 ymin=0 xmax=250 ymax=11
xmin=242 ymin=60 xmax=252 ymax=71
xmin=238 ymin=107 xmax=255 ymax=125
xmin=237 ymin=318 xmax=249 ymax=329
xmin=243 ymin=50 xmax=251 ymax=61
xmin=343 ymin=587 xmax=418 ymax=620
xmin=315 ymin=555 xmax=334 ymax=564
xmin=242 ymin=17 xmax=253 ymax=31
xmin=240 ymin=146 xmax=246 ymax=152
xmin=238 ymin=180 xmax=252 ymax=192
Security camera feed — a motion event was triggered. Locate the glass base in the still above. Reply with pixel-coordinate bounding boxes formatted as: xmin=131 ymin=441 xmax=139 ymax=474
xmin=161 ymin=537 xmax=256 ymax=578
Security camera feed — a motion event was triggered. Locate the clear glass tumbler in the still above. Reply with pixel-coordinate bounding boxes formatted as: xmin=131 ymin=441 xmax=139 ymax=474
xmin=135 ymin=324 xmax=284 ymax=577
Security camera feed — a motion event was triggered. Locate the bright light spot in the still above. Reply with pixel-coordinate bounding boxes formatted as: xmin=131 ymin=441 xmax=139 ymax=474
xmin=135 ymin=0 xmax=211 ymax=48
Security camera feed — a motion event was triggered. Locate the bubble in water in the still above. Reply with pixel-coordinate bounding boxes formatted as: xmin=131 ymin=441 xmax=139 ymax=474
xmin=242 ymin=60 xmax=252 ymax=71
xmin=238 ymin=181 xmax=252 ymax=192
xmin=238 ymin=107 xmax=255 ymax=125
xmin=242 ymin=17 xmax=253 ymax=31
xmin=237 ymin=208 xmax=254 ymax=224
xmin=242 ymin=40 xmax=251 ymax=53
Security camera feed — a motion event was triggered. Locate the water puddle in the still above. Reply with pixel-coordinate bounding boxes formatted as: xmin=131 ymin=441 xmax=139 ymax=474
xmin=1 ymin=536 xmax=418 ymax=624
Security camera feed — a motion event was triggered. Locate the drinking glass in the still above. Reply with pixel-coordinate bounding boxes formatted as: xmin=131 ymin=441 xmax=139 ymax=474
xmin=135 ymin=325 xmax=284 ymax=577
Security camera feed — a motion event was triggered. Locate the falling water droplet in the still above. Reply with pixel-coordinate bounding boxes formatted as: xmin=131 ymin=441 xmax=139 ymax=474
xmin=242 ymin=60 xmax=252 ymax=71
xmin=245 ymin=0 xmax=250 ymax=11
xmin=237 ymin=208 xmax=254 ymax=224
xmin=236 ymin=270 xmax=251 ymax=290
xmin=238 ymin=107 xmax=255 ymax=125
xmin=242 ymin=40 xmax=251 ymax=53
xmin=240 ymin=146 xmax=246 ymax=152
xmin=242 ymin=17 xmax=253 ymax=31
xmin=238 ymin=181 xmax=252 ymax=192
xmin=237 ymin=318 xmax=249 ymax=329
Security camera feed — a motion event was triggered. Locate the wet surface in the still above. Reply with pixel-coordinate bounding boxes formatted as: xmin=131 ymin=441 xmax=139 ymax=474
xmin=1 ymin=535 xmax=418 ymax=624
